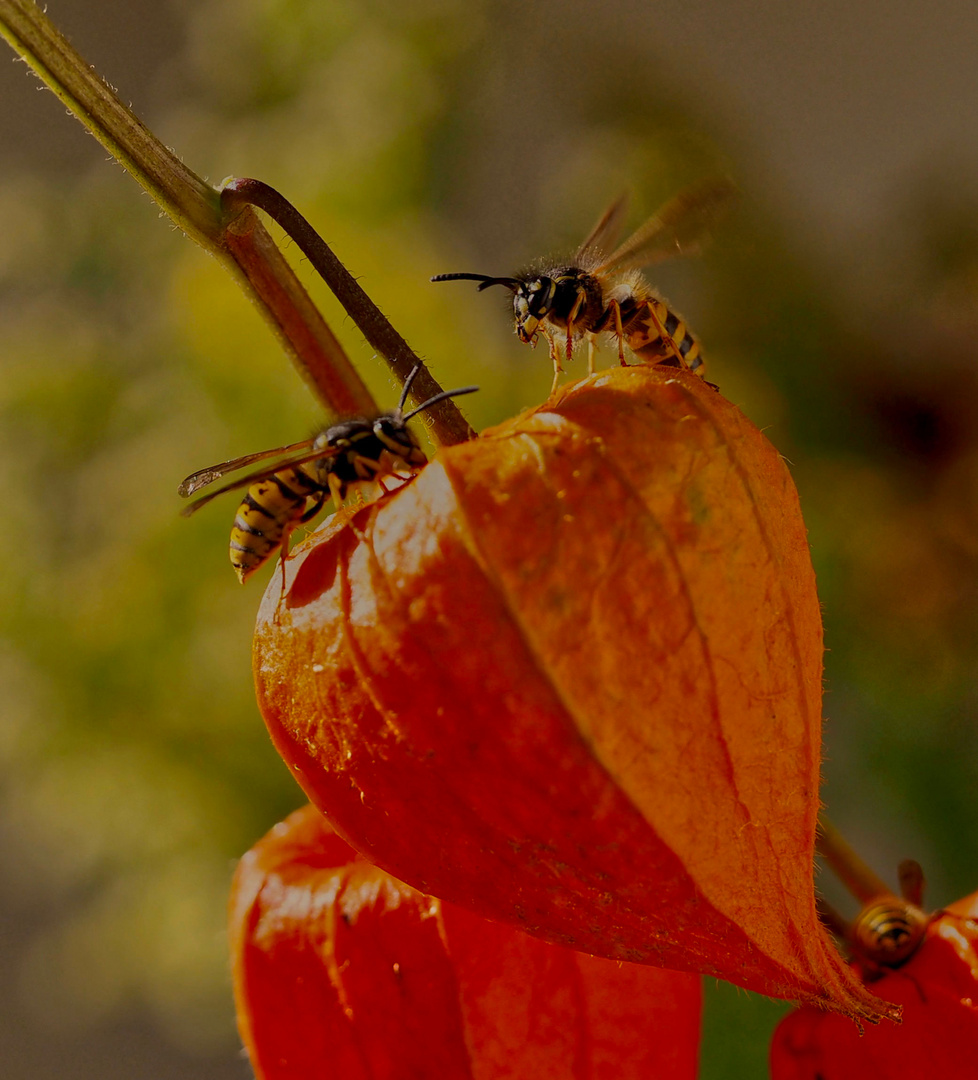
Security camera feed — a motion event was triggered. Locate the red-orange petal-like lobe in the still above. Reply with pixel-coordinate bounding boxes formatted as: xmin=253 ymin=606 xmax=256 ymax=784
xmin=770 ymin=894 xmax=978 ymax=1078
xmin=230 ymin=804 xmax=702 ymax=1080
xmin=253 ymin=366 xmax=887 ymax=1019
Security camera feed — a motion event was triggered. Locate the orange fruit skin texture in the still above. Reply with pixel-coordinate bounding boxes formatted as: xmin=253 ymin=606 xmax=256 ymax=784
xmin=231 ymin=803 xmax=702 ymax=1080
xmin=253 ymin=365 xmax=887 ymax=1019
xmin=770 ymin=891 xmax=978 ymax=1078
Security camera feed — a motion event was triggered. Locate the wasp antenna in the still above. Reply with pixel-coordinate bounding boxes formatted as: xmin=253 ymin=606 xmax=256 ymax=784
xmin=476 ymin=277 xmax=521 ymax=293
xmin=431 ymin=273 xmax=521 ymax=293
xmin=397 ymin=364 xmax=423 ymax=413
xmin=430 ymin=272 xmax=492 ymax=284
xmin=403 ymin=384 xmax=479 ymax=422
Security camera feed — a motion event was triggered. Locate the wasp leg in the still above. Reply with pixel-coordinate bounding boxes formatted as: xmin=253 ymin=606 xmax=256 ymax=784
xmin=327 ymin=473 xmax=347 ymax=516
xmin=277 ymin=491 xmax=328 ymax=595
xmin=327 ymin=471 xmax=374 ymax=542
xmin=298 ymin=491 xmax=328 ymax=525
xmin=545 ymin=331 xmax=563 ymax=395
xmin=565 ymin=287 xmax=586 ymax=362
xmin=586 ymin=332 xmax=598 ymax=375
xmin=641 ymin=302 xmax=688 ymax=369
xmin=277 ymin=528 xmax=293 ymax=598
xmin=609 ymin=299 xmax=627 ymax=365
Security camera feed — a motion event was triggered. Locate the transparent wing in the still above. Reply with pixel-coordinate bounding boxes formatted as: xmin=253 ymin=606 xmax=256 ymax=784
xmin=178 ymin=438 xmax=318 ymax=497
xmin=595 ymin=177 xmax=738 ymax=274
xmin=575 ymin=192 xmax=630 ymax=263
xmin=180 ymin=445 xmax=339 ymax=517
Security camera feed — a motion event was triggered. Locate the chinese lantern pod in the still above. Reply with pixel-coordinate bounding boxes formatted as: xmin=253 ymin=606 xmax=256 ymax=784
xmin=254 ymin=365 xmax=887 ymax=1019
xmin=230 ymin=804 xmax=702 ymax=1080
xmin=770 ymin=900 xmax=978 ymax=1079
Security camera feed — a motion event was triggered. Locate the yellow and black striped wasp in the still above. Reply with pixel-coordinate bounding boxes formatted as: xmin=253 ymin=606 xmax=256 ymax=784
xmin=432 ymin=177 xmax=736 ymax=393
xmin=848 ymin=859 xmax=930 ymax=973
xmin=817 ymin=857 xmax=930 ymax=978
xmin=179 ymin=366 xmax=477 ymax=582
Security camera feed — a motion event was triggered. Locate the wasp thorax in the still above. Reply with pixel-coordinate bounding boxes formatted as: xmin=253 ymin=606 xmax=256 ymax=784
xmin=515 ymin=268 xmax=607 ymax=345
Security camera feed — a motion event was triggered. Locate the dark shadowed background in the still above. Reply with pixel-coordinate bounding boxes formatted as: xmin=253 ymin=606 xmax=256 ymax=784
xmin=2 ymin=1 xmax=977 ymax=1076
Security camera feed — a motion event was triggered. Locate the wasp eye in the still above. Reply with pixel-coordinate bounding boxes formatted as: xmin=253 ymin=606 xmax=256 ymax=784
xmin=522 ymin=278 xmax=553 ymax=318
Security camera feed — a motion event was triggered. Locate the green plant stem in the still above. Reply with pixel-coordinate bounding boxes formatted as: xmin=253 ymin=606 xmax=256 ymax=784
xmin=0 ymin=0 xmax=376 ymax=420
xmin=816 ymin=818 xmax=893 ymax=905
xmin=0 ymin=0 xmax=218 ymax=244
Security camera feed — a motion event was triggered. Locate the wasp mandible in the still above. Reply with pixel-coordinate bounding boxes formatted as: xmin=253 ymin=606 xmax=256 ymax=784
xmin=432 ymin=178 xmax=736 ymax=393
xmin=179 ymin=367 xmax=478 ymax=582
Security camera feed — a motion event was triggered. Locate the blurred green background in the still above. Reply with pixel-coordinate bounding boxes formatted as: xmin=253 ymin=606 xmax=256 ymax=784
xmin=1 ymin=0 xmax=977 ymax=1076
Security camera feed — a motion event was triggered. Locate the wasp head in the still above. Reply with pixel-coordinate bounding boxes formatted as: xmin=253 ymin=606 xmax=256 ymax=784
xmin=510 ymin=276 xmax=558 ymax=343
xmin=430 ymin=271 xmax=560 ymax=344
xmin=431 ymin=269 xmax=595 ymax=345
xmin=373 ymin=413 xmax=427 ymax=469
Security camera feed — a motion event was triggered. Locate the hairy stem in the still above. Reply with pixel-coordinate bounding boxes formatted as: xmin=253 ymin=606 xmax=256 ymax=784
xmin=0 ymin=0 xmax=219 ymax=244
xmin=0 ymin=0 xmax=375 ymax=419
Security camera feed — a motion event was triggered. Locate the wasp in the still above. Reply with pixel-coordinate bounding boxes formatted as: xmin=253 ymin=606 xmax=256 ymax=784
xmin=432 ymin=177 xmax=735 ymax=393
xmin=849 ymin=858 xmax=929 ymax=972
xmin=816 ymin=857 xmax=929 ymax=977
xmin=179 ymin=367 xmax=478 ymax=583
xmin=851 ymin=896 xmax=929 ymax=970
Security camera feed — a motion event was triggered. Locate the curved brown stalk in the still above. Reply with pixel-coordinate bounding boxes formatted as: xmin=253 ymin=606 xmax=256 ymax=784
xmin=222 ymin=180 xmax=477 ymax=447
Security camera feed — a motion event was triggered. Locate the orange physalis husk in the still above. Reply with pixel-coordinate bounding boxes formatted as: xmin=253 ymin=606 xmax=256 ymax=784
xmin=253 ymin=364 xmax=891 ymax=1021
xmin=770 ymin=890 xmax=978 ymax=1078
xmin=230 ymin=803 xmax=703 ymax=1080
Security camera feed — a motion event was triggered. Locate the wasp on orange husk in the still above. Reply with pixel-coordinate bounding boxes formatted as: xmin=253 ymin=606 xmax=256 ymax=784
xmin=433 ymin=177 xmax=736 ymax=393
xmin=179 ymin=367 xmax=477 ymax=582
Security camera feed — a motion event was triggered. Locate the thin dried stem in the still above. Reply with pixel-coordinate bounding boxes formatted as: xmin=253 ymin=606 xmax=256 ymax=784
xmin=222 ymin=207 xmax=376 ymax=417
xmin=816 ymin=818 xmax=893 ymax=905
xmin=815 ymin=895 xmax=851 ymax=943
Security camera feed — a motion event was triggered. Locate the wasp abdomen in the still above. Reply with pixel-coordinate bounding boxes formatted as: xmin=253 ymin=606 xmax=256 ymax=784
xmin=622 ymin=297 xmax=703 ymax=373
xmin=230 ymin=466 xmax=322 ymax=582
xmin=852 ymin=898 xmax=928 ymax=968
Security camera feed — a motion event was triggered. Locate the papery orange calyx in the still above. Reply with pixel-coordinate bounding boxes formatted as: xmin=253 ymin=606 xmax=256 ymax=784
xmin=252 ymin=364 xmax=890 ymax=1020
xmin=770 ymin=890 xmax=978 ymax=1078
xmin=230 ymin=803 xmax=703 ymax=1080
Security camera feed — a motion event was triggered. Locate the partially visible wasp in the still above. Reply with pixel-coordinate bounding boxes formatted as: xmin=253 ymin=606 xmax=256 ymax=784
xmin=179 ymin=366 xmax=478 ymax=583
xmin=849 ymin=858 xmax=929 ymax=973
xmin=818 ymin=857 xmax=930 ymax=978
xmin=432 ymin=177 xmax=736 ymax=393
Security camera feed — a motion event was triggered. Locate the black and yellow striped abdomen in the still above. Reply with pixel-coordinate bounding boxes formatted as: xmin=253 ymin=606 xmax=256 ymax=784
xmin=230 ymin=464 xmax=323 ymax=583
xmin=621 ymin=296 xmax=704 ymax=374
xmin=851 ymin=898 xmax=928 ymax=968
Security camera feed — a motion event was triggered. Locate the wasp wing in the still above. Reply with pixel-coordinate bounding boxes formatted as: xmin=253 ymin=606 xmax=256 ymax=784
xmin=594 ymin=177 xmax=737 ymax=274
xmin=179 ymin=438 xmax=319 ymax=497
xmin=180 ymin=445 xmax=340 ymax=517
xmin=575 ymin=192 xmax=630 ymax=263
